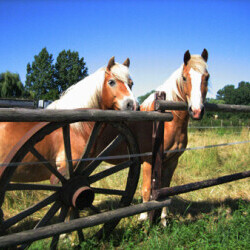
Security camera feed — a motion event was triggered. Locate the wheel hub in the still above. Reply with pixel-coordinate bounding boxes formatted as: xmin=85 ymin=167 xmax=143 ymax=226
xmin=61 ymin=176 xmax=94 ymax=210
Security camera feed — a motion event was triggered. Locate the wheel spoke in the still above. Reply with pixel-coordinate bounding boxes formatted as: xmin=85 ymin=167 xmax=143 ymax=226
xmin=63 ymin=125 xmax=73 ymax=178
xmin=35 ymin=201 xmax=61 ymax=228
xmin=71 ymin=209 xmax=84 ymax=243
xmin=91 ymin=187 xmax=125 ymax=196
xmin=6 ymin=183 xmax=61 ymax=191
xmin=89 ymin=160 xmax=132 ymax=184
xmin=74 ymin=122 xmax=102 ymax=174
xmin=50 ymin=205 xmax=69 ymax=249
xmin=30 ymin=146 xmax=66 ymax=184
xmin=2 ymin=192 xmax=58 ymax=230
xmin=82 ymin=135 xmax=124 ymax=177
xmin=20 ymin=201 xmax=61 ymax=249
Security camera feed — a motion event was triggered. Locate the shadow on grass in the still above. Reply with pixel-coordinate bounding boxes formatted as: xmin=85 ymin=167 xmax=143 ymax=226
xmin=167 ymin=196 xmax=249 ymax=218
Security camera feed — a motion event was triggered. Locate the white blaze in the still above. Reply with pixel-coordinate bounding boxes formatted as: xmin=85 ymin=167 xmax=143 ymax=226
xmin=189 ymin=68 xmax=202 ymax=110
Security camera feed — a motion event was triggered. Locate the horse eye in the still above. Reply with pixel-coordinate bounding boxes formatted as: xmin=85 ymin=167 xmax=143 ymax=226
xmin=108 ymin=80 xmax=116 ymax=87
xmin=182 ymin=76 xmax=186 ymax=81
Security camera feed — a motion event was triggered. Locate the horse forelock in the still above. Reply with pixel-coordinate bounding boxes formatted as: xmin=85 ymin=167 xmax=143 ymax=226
xmin=110 ymin=63 xmax=130 ymax=83
xmin=188 ymin=55 xmax=207 ymax=75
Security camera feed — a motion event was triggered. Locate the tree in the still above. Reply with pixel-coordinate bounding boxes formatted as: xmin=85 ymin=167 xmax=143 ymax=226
xmin=216 ymin=85 xmax=235 ymax=104
xmin=235 ymin=81 xmax=250 ymax=105
xmin=55 ymin=50 xmax=88 ymax=94
xmin=25 ymin=47 xmax=56 ymax=100
xmin=0 ymin=71 xmax=25 ymax=98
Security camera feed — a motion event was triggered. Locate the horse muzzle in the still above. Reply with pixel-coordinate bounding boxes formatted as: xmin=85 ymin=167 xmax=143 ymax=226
xmin=188 ymin=105 xmax=204 ymax=120
xmin=122 ymin=99 xmax=139 ymax=111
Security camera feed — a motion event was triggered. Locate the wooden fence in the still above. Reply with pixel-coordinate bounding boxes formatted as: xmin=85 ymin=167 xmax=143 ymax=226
xmin=0 ymin=99 xmax=249 ymax=247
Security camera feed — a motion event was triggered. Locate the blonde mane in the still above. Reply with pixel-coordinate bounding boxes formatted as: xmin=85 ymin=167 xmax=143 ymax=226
xmin=47 ymin=63 xmax=131 ymax=110
xmin=141 ymin=55 xmax=207 ymax=109
xmin=47 ymin=63 xmax=131 ymax=133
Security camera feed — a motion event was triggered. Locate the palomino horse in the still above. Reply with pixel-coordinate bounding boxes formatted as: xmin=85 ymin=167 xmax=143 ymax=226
xmin=138 ymin=49 xmax=209 ymax=223
xmin=0 ymin=56 xmax=137 ymax=182
xmin=94 ymin=49 xmax=209 ymax=224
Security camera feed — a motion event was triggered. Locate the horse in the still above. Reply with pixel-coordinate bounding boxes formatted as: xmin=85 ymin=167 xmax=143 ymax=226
xmin=94 ymin=49 xmax=209 ymax=224
xmin=0 ymin=56 xmax=137 ymax=183
xmin=139 ymin=49 xmax=209 ymax=223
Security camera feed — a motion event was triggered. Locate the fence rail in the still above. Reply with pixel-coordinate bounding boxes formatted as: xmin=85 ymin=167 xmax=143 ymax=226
xmin=0 ymin=99 xmax=35 ymax=109
xmin=155 ymin=100 xmax=250 ymax=112
xmin=0 ymin=108 xmax=173 ymax=122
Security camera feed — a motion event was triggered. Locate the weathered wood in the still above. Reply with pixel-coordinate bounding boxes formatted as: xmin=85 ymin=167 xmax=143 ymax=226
xmin=155 ymin=170 xmax=250 ymax=200
xmin=63 ymin=125 xmax=74 ymax=177
xmin=155 ymin=100 xmax=250 ymax=112
xmin=6 ymin=183 xmax=60 ymax=191
xmin=89 ymin=160 xmax=132 ymax=184
xmin=0 ymin=99 xmax=35 ymax=109
xmin=1 ymin=193 xmax=58 ymax=230
xmin=0 ymin=199 xmax=171 ymax=248
xmin=149 ymin=92 xmax=166 ymax=222
xmin=74 ymin=122 xmax=103 ymax=174
xmin=30 ymin=146 xmax=66 ymax=184
xmin=91 ymin=187 xmax=126 ymax=196
xmin=0 ymin=108 xmax=173 ymax=122
xmin=83 ymin=135 xmax=124 ymax=176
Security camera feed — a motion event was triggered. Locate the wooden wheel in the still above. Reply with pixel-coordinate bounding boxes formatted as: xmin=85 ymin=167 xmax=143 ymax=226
xmin=0 ymin=121 xmax=141 ymax=248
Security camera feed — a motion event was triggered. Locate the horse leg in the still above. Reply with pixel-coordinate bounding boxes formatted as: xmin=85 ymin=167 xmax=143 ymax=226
xmin=139 ymin=160 xmax=152 ymax=221
xmin=160 ymin=157 xmax=179 ymax=226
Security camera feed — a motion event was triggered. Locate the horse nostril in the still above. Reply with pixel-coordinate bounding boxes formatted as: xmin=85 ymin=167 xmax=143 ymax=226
xmin=126 ymin=100 xmax=134 ymax=110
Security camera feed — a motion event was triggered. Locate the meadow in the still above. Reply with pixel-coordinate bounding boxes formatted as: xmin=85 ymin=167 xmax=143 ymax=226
xmin=2 ymin=126 xmax=250 ymax=249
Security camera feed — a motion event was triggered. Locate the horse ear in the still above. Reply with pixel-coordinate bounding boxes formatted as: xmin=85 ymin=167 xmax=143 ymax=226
xmin=201 ymin=49 xmax=208 ymax=62
xmin=184 ymin=50 xmax=191 ymax=65
xmin=123 ymin=58 xmax=130 ymax=68
xmin=107 ymin=56 xmax=115 ymax=70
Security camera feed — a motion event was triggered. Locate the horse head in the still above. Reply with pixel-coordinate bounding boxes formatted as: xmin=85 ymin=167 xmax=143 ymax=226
xmin=101 ymin=57 xmax=138 ymax=111
xmin=181 ymin=49 xmax=209 ymax=120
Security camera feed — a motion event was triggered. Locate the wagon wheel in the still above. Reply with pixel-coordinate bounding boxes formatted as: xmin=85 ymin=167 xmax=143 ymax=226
xmin=0 ymin=121 xmax=141 ymax=248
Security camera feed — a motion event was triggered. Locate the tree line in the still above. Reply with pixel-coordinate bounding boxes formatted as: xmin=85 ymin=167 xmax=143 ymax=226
xmin=0 ymin=48 xmax=88 ymax=100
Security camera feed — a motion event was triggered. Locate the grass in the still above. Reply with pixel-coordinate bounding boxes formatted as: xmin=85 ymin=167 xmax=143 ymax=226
xmin=2 ymin=127 xmax=250 ymax=249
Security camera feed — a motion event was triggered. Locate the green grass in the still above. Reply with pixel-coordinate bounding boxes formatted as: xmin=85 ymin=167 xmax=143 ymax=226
xmin=3 ymin=128 xmax=250 ymax=249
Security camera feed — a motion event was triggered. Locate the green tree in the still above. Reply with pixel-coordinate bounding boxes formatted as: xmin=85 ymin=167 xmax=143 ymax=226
xmin=0 ymin=71 xmax=25 ymax=98
xmin=55 ymin=50 xmax=88 ymax=94
xmin=234 ymin=81 xmax=250 ymax=105
xmin=25 ymin=47 xmax=56 ymax=100
xmin=216 ymin=85 xmax=236 ymax=104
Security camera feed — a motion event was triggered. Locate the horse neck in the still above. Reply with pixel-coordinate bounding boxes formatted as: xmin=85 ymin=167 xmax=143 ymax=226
xmin=47 ymin=69 xmax=105 ymax=110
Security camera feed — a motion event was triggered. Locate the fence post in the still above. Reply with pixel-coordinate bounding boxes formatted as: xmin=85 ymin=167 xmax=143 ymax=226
xmin=149 ymin=91 xmax=166 ymax=223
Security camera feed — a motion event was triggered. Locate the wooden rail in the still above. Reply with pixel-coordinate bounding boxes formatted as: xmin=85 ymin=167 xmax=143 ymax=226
xmin=155 ymin=100 xmax=250 ymax=112
xmin=154 ymin=170 xmax=250 ymax=200
xmin=0 ymin=199 xmax=171 ymax=247
xmin=0 ymin=99 xmax=35 ymax=109
xmin=0 ymin=170 xmax=249 ymax=247
xmin=0 ymin=108 xmax=173 ymax=122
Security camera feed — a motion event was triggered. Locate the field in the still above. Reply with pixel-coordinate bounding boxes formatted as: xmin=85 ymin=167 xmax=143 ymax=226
xmin=2 ymin=127 xmax=250 ymax=249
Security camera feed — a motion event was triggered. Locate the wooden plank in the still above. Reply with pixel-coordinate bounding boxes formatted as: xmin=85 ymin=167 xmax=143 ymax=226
xmin=0 ymin=108 xmax=173 ymax=122
xmin=149 ymin=92 xmax=166 ymax=223
xmin=155 ymin=100 xmax=250 ymax=113
xmin=155 ymin=170 xmax=250 ymax=200
xmin=0 ymin=198 xmax=171 ymax=248
xmin=0 ymin=99 xmax=35 ymax=109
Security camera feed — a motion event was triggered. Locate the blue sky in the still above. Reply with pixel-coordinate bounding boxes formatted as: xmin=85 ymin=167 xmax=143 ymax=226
xmin=0 ymin=0 xmax=250 ymax=98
